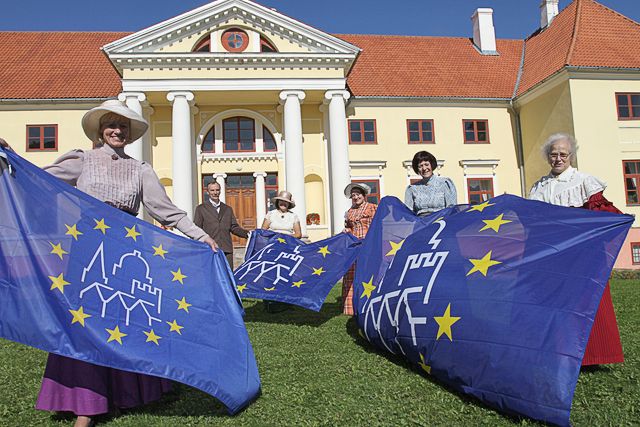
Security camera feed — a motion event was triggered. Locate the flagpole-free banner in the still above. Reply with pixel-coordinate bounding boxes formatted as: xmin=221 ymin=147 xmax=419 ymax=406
xmin=235 ymin=230 xmax=361 ymax=311
xmin=0 ymin=148 xmax=260 ymax=414
xmin=352 ymin=196 xmax=632 ymax=426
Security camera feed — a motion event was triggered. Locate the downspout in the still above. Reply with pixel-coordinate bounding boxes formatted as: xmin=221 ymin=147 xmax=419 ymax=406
xmin=510 ymin=40 xmax=527 ymax=197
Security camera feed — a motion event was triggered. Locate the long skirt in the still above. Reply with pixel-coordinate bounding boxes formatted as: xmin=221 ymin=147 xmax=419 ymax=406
xmin=582 ymin=283 xmax=624 ymax=365
xmin=35 ymin=354 xmax=172 ymax=416
xmin=342 ymin=264 xmax=356 ymax=315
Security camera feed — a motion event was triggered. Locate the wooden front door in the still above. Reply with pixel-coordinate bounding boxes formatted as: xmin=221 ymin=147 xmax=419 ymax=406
xmin=225 ymin=175 xmax=256 ymax=247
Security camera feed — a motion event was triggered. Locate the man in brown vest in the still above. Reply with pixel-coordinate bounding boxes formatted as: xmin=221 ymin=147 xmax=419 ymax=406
xmin=194 ymin=181 xmax=249 ymax=269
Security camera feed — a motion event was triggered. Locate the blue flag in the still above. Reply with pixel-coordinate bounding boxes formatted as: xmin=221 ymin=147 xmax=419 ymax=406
xmin=235 ymin=229 xmax=361 ymax=311
xmin=0 ymin=148 xmax=260 ymax=414
xmin=353 ymin=196 xmax=632 ymax=426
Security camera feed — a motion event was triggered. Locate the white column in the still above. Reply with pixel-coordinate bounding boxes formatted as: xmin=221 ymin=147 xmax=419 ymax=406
xmin=279 ymin=90 xmax=307 ymax=237
xmin=118 ymin=92 xmax=146 ymax=161
xmin=213 ymin=173 xmax=227 ymax=203
xmin=253 ymin=172 xmax=267 ymax=225
xmin=190 ymin=106 xmax=199 ymax=207
xmin=324 ymin=90 xmax=351 ymax=234
xmin=167 ymin=91 xmax=195 ymax=218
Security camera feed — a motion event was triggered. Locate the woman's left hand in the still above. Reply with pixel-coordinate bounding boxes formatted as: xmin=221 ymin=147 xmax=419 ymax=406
xmin=203 ymin=235 xmax=218 ymax=251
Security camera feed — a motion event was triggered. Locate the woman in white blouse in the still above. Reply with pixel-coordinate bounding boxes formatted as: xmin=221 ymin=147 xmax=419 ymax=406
xmin=261 ymin=190 xmax=302 ymax=238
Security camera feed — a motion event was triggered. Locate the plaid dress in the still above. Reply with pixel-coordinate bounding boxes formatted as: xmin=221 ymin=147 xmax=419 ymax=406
xmin=342 ymin=202 xmax=377 ymax=315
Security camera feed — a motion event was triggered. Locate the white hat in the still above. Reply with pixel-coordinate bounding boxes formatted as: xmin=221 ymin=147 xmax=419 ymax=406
xmin=271 ymin=190 xmax=296 ymax=209
xmin=344 ymin=182 xmax=371 ymax=198
xmin=82 ymin=100 xmax=149 ymax=143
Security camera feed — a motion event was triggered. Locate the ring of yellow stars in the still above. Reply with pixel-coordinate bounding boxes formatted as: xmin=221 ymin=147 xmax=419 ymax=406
xmin=124 ymin=225 xmax=141 ymax=241
xmin=64 ymin=223 xmax=83 ymax=240
xmin=106 ymin=325 xmax=127 ymax=344
xmin=143 ymin=329 xmax=162 ymax=345
xmin=236 ymin=284 xmax=247 ymax=294
xmin=385 ymin=239 xmax=405 ymax=256
xmin=93 ymin=218 xmax=110 ymax=234
xmin=166 ymin=319 xmax=184 ymax=335
xmin=466 ymin=250 xmax=502 ymax=277
xmin=152 ymin=244 xmax=168 ymax=259
xmin=312 ymin=267 xmax=325 ymax=276
xmin=175 ymin=297 xmax=192 ymax=313
xmin=291 ymin=280 xmax=305 ymax=288
xmin=277 ymin=237 xmax=286 ymax=243
xmin=360 ymin=276 xmax=376 ymax=299
xmin=434 ymin=303 xmax=461 ymax=341
xmin=479 ymin=213 xmax=512 ymax=233
xmin=317 ymin=246 xmax=331 ymax=258
xmin=467 ymin=200 xmax=495 ymax=213
xmin=69 ymin=306 xmax=91 ymax=327
xmin=264 ymin=286 xmax=276 ymax=291
xmin=171 ymin=268 xmax=187 ymax=284
xmin=49 ymin=242 xmax=68 ymax=260
xmin=419 ymin=353 xmax=432 ymax=374
xmin=49 ymin=273 xmax=70 ymax=293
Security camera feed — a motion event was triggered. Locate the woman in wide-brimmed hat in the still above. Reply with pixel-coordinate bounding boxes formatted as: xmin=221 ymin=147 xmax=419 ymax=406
xmin=6 ymin=99 xmax=217 ymax=427
xmin=341 ymin=182 xmax=377 ymax=315
xmin=261 ymin=190 xmax=302 ymax=238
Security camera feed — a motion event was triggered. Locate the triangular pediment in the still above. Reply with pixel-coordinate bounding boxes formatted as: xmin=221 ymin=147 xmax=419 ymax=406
xmin=103 ymin=0 xmax=359 ymax=56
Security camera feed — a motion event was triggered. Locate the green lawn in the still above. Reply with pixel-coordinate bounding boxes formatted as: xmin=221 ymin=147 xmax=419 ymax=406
xmin=1 ymin=280 xmax=638 ymax=426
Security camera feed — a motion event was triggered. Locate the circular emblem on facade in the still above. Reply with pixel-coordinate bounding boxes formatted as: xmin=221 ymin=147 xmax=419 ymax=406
xmin=222 ymin=29 xmax=249 ymax=52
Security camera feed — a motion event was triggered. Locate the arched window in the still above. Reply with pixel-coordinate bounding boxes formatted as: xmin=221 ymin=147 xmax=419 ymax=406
xmin=193 ymin=35 xmax=211 ymax=52
xmin=263 ymin=126 xmax=277 ymax=151
xmin=201 ymin=127 xmax=214 ymax=152
xmin=223 ymin=117 xmax=255 ymax=152
xmin=260 ymin=36 xmax=277 ymax=52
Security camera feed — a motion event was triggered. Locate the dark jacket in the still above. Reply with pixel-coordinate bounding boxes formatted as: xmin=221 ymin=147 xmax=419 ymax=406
xmin=193 ymin=201 xmax=249 ymax=253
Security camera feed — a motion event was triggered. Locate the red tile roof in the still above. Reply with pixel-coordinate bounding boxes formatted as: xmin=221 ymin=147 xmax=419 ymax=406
xmin=517 ymin=0 xmax=640 ymax=95
xmin=0 ymin=32 xmax=128 ymax=100
xmin=338 ymin=34 xmax=524 ymax=99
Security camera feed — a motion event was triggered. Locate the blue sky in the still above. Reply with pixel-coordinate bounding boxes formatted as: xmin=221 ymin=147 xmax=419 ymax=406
xmin=2 ymin=1 xmax=638 ymax=39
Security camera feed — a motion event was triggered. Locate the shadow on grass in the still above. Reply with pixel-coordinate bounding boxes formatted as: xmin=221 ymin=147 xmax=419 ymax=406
xmin=343 ymin=317 xmax=546 ymax=426
xmin=242 ymin=298 xmax=343 ymax=327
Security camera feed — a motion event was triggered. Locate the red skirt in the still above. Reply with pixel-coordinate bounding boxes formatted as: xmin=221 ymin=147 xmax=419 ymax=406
xmin=582 ymin=283 xmax=624 ymax=365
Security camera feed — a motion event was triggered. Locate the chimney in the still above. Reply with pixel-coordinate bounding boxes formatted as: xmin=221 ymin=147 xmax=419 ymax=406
xmin=471 ymin=8 xmax=497 ymax=55
xmin=540 ymin=0 xmax=559 ymax=28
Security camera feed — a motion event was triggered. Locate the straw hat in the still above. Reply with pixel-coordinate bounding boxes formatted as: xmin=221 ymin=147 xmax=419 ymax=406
xmin=344 ymin=182 xmax=371 ymax=198
xmin=271 ymin=190 xmax=296 ymax=209
xmin=81 ymin=100 xmax=149 ymax=144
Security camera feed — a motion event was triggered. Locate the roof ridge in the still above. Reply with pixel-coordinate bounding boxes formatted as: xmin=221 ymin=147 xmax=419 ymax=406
xmin=589 ymin=0 xmax=640 ymax=28
xmin=565 ymin=0 xmax=582 ymax=66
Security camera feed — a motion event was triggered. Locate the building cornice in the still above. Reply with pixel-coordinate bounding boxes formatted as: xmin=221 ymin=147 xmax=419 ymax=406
xmin=122 ymin=78 xmax=346 ymax=92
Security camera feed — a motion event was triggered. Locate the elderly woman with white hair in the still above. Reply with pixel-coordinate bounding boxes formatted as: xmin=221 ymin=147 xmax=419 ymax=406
xmin=3 ymin=100 xmax=217 ymax=426
xmin=529 ymin=132 xmax=624 ymax=366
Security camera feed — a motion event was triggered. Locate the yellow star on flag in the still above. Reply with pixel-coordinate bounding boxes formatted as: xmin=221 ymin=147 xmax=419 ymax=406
xmin=317 ymin=246 xmax=331 ymax=258
xmin=291 ymin=280 xmax=305 ymax=288
xmin=479 ymin=213 xmax=512 ymax=233
xmin=360 ymin=276 xmax=376 ymax=299
xmin=237 ymin=284 xmax=247 ymax=294
xmin=64 ymin=223 xmax=83 ymax=240
xmin=312 ymin=267 xmax=325 ymax=276
xmin=434 ymin=303 xmax=461 ymax=341
xmin=69 ymin=306 xmax=91 ymax=327
xmin=106 ymin=325 xmax=127 ymax=344
xmin=49 ymin=273 xmax=70 ymax=293
xmin=152 ymin=244 xmax=168 ymax=259
xmin=175 ymin=297 xmax=192 ymax=313
xmin=143 ymin=329 xmax=162 ymax=345
xmin=264 ymin=286 xmax=276 ymax=291
xmin=466 ymin=250 xmax=502 ymax=277
xmin=385 ymin=239 xmax=405 ymax=256
xmin=93 ymin=218 xmax=110 ymax=234
xmin=49 ymin=242 xmax=68 ymax=260
xmin=171 ymin=268 xmax=187 ymax=284
xmin=467 ymin=200 xmax=495 ymax=213
xmin=167 ymin=319 xmax=184 ymax=335
xmin=124 ymin=225 xmax=141 ymax=241
xmin=277 ymin=237 xmax=286 ymax=243
xmin=419 ymin=353 xmax=432 ymax=374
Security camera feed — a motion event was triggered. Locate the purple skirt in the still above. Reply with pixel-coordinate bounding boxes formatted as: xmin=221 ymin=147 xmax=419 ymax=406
xmin=35 ymin=354 xmax=172 ymax=416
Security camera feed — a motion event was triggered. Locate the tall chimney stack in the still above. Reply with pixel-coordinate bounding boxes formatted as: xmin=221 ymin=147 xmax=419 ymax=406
xmin=540 ymin=0 xmax=559 ymax=28
xmin=471 ymin=8 xmax=497 ymax=55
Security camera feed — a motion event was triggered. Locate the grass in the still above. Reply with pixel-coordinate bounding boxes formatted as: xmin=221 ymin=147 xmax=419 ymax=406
xmin=0 ymin=280 xmax=638 ymax=426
